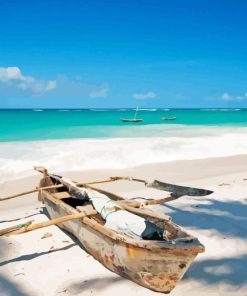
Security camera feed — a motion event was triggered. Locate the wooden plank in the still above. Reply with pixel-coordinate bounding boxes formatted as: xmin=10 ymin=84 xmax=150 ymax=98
xmin=76 ymin=204 xmax=95 ymax=212
xmin=52 ymin=192 xmax=71 ymax=199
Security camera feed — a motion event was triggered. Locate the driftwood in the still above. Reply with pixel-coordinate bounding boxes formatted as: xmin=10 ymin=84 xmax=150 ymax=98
xmin=1 ymin=210 xmax=97 ymax=236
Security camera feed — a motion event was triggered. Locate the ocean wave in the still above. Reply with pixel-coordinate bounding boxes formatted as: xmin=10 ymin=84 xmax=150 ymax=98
xmin=219 ymin=109 xmax=238 ymax=111
xmin=200 ymin=109 xmax=219 ymax=111
xmin=201 ymin=108 xmax=241 ymax=112
xmin=135 ymin=108 xmax=157 ymax=111
xmin=162 ymin=109 xmax=170 ymax=111
xmin=1 ymin=126 xmax=247 ymax=183
xmin=90 ymin=108 xmax=113 ymax=111
xmin=58 ymin=109 xmax=69 ymax=112
xmin=32 ymin=109 xmax=44 ymax=112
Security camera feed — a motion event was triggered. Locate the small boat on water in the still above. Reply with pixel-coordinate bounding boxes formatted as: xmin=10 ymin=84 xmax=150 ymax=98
xmin=0 ymin=167 xmax=213 ymax=293
xmin=121 ymin=118 xmax=143 ymax=122
xmin=120 ymin=107 xmax=143 ymax=122
xmin=160 ymin=117 xmax=176 ymax=121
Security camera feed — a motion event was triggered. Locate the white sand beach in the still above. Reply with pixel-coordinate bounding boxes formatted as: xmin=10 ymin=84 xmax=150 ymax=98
xmin=0 ymin=155 xmax=247 ymax=296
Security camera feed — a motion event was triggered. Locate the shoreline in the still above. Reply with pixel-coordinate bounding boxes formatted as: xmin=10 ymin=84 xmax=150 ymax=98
xmin=1 ymin=125 xmax=247 ymax=184
xmin=1 ymin=124 xmax=247 ymax=143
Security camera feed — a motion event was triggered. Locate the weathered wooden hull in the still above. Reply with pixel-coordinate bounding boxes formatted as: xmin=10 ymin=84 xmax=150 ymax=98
xmin=42 ymin=192 xmax=203 ymax=293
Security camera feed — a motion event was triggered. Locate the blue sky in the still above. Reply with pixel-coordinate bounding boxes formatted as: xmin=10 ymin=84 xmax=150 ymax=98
xmin=0 ymin=0 xmax=247 ymax=108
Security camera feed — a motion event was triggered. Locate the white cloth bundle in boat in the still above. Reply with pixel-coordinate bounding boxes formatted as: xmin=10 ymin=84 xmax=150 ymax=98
xmin=61 ymin=177 xmax=164 ymax=240
xmin=86 ymin=189 xmax=148 ymax=238
xmin=85 ymin=189 xmax=164 ymax=240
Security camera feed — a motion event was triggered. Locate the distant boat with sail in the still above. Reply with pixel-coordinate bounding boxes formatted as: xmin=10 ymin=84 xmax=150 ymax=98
xmin=120 ymin=107 xmax=143 ymax=122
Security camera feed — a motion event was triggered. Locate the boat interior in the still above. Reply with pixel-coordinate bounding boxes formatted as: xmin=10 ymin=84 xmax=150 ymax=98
xmin=41 ymin=174 xmax=199 ymax=245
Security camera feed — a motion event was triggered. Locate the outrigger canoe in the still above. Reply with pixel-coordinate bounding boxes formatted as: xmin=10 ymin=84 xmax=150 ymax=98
xmin=1 ymin=167 xmax=213 ymax=293
xmin=38 ymin=168 xmax=212 ymax=293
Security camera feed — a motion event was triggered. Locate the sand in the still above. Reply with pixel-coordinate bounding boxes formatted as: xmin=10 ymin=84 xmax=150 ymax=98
xmin=0 ymin=155 xmax=247 ymax=296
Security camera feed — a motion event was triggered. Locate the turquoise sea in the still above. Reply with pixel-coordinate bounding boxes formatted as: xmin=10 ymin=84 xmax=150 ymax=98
xmin=1 ymin=108 xmax=247 ymax=183
xmin=0 ymin=108 xmax=247 ymax=142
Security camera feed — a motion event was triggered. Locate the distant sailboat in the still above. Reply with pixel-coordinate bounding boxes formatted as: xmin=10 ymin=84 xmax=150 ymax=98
xmin=120 ymin=107 xmax=143 ymax=122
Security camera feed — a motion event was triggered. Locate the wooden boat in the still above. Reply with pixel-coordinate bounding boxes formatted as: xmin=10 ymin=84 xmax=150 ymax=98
xmin=29 ymin=168 xmax=210 ymax=293
xmin=160 ymin=116 xmax=176 ymax=121
xmin=120 ymin=107 xmax=143 ymax=123
xmin=120 ymin=118 xmax=143 ymax=122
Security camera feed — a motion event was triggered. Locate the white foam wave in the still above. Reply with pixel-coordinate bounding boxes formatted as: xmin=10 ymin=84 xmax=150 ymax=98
xmin=219 ymin=109 xmax=238 ymax=111
xmin=90 ymin=109 xmax=110 ymax=112
xmin=1 ymin=126 xmax=247 ymax=183
xmin=200 ymin=109 xmax=218 ymax=111
xmin=200 ymin=108 xmax=242 ymax=112
xmin=32 ymin=109 xmax=44 ymax=112
xmin=135 ymin=108 xmax=157 ymax=111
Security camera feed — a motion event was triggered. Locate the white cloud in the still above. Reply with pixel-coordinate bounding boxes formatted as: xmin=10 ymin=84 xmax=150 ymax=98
xmin=0 ymin=67 xmax=22 ymax=81
xmin=221 ymin=92 xmax=231 ymax=101
xmin=0 ymin=67 xmax=56 ymax=94
xmin=89 ymin=87 xmax=109 ymax=98
xmin=220 ymin=91 xmax=247 ymax=102
xmin=133 ymin=91 xmax=157 ymax=100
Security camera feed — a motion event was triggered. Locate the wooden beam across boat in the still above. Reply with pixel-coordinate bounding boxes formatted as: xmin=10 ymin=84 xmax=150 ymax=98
xmin=1 ymin=209 xmax=97 ymax=236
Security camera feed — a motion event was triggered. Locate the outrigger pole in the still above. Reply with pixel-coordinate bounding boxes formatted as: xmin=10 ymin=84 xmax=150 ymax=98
xmin=0 ymin=166 xmax=213 ymax=202
xmin=0 ymin=210 xmax=97 ymax=237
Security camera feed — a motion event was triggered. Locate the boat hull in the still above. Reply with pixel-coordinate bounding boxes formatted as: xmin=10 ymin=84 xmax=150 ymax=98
xmin=120 ymin=118 xmax=143 ymax=122
xmin=43 ymin=195 xmax=199 ymax=293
